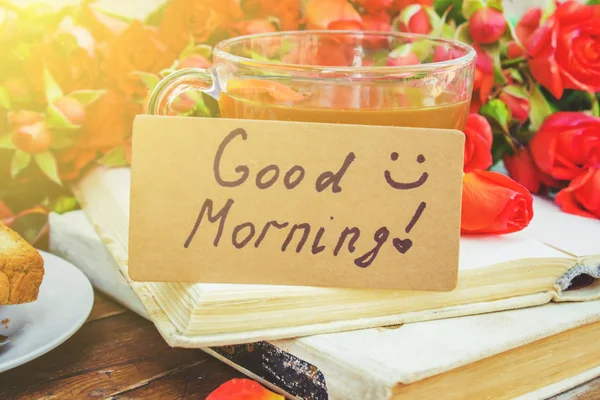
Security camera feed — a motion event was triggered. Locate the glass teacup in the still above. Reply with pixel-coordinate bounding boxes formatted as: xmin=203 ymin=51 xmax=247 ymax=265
xmin=148 ymin=30 xmax=476 ymax=130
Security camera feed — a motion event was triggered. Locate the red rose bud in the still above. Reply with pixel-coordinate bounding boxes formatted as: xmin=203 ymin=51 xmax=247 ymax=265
xmin=506 ymin=41 xmax=524 ymax=59
xmin=499 ymin=91 xmax=530 ymax=123
xmin=387 ymin=45 xmax=420 ymax=66
xmin=11 ymin=120 xmax=52 ymax=154
xmin=433 ymin=45 xmax=463 ymax=62
xmin=503 ymin=147 xmax=559 ymax=194
xmin=8 ymin=110 xmax=44 ymax=127
xmin=53 ymin=96 xmax=86 ymax=126
xmin=178 ymin=53 xmax=212 ymax=69
xmin=461 ymin=170 xmax=534 ymax=234
xmin=2 ymin=77 xmax=31 ymax=103
xmin=237 ymin=19 xmax=277 ymax=35
xmin=463 ymin=113 xmax=493 ymax=173
xmin=556 ymin=168 xmax=600 ymax=219
xmin=468 ymin=7 xmax=507 ymax=44
xmin=398 ymin=5 xmax=432 ymax=34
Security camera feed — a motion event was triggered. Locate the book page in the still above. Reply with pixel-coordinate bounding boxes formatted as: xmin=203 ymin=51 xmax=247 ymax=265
xmin=524 ymin=196 xmax=600 ymax=257
xmin=458 ymin=233 xmax=567 ymax=271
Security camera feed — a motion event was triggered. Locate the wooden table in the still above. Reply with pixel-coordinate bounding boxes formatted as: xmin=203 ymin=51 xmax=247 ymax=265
xmin=1 ymin=292 xmax=598 ymax=400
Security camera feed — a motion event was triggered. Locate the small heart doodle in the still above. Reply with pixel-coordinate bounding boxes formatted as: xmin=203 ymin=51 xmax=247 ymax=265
xmin=392 ymin=238 xmax=413 ymax=254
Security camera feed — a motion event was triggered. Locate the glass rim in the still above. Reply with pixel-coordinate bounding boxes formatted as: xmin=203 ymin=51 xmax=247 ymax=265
xmin=213 ymin=30 xmax=476 ymax=74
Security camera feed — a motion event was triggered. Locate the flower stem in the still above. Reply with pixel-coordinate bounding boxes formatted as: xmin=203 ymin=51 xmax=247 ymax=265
xmin=501 ymin=57 xmax=526 ymax=68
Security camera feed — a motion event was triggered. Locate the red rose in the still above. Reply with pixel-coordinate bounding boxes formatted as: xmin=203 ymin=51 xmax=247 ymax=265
xmin=104 ymin=21 xmax=174 ymax=98
xmin=362 ymin=12 xmax=392 ymax=32
xmin=555 ymin=168 xmax=600 ymax=219
xmin=468 ymin=7 xmax=506 ymax=44
xmin=517 ymin=1 xmax=600 ymax=99
xmin=461 ymin=170 xmax=534 ymax=234
xmin=530 ymin=112 xmax=600 ymax=181
xmin=305 ymin=0 xmax=362 ymax=30
xmin=356 ymin=0 xmax=393 ymax=14
xmin=463 ymin=113 xmax=493 ymax=173
xmin=503 ymin=146 xmax=559 ymax=193
xmin=499 ymin=91 xmax=530 ymax=123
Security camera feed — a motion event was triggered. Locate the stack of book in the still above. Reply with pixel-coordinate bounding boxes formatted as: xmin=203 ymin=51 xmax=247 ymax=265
xmin=49 ymin=165 xmax=600 ymax=399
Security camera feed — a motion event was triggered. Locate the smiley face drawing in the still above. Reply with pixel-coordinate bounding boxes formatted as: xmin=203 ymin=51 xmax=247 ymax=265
xmin=384 ymin=152 xmax=429 ymax=190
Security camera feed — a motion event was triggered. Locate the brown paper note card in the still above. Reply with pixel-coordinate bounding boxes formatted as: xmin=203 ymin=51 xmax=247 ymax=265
xmin=129 ymin=115 xmax=465 ymax=291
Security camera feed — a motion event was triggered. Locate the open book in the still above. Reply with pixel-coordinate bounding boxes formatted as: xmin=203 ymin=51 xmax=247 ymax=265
xmin=49 ymin=211 xmax=600 ymax=399
xmin=72 ymin=166 xmax=600 ymax=346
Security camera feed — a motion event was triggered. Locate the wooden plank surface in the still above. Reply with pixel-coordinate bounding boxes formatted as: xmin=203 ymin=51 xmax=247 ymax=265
xmin=0 ymin=292 xmax=599 ymax=400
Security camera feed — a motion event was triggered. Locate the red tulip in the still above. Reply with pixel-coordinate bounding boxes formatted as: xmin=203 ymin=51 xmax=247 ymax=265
xmin=11 ymin=120 xmax=52 ymax=154
xmin=207 ymin=378 xmax=284 ymax=400
xmin=468 ymin=7 xmax=506 ymax=44
xmin=503 ymin=147 xmax=559 ymax=194
xmin=461 ymin=170 xmax=534 ymax=234
xmin=555 ymin=168 xmax=600 ymax=219
xmin=463 ymin=113 xmax=493 ymax=173
xmin=53 ymin=96 xmax=86 ymax=126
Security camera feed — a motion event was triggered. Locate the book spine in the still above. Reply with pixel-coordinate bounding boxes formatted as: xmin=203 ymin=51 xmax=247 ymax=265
xmin=555 ymin=260 xmax=600 ymax=302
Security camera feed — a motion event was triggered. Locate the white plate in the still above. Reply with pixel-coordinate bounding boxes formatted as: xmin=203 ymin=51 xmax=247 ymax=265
xmin=0 ymin=251 xmax=94 ymax=372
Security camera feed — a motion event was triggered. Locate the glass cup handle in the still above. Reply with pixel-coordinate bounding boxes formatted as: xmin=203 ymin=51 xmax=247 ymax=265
xmin=146 ymin=67 xmax=220 ymax=116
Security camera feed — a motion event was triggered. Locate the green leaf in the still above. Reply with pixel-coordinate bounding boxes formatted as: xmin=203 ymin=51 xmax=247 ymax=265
xmin=159 ymin=68 xmax=177 ymax=78
xmin=0 ymin=134 xmax=15 ymax=149
xmin=482 ymin=43 xmax=507 ymax=85
xmin=491 ymin=134 xmax=513 ymax=165
xmin=589 ymin=0 xmax=600 ymax=5
xmin=51 ymin=196 xmax=79 ymax=214
xmin=435 ymin=0 xmax=465 ymax=24
xmin=98 ymin=146 xmax=129 ymax=167
xmin=462 ymin=0 xmax=486 ymax=19
xmin=540 ymin=0 xmax=557 ymax=24
xmin=507 ymin=68 xmax=523 ymax=83
xmin=503 ymin=85 xmax=528 ymax=100
xmin=487 ymin=0 xmax=503 ymax=12
xmin=455 ymin=22 xmax=472 ymax=45
xmin=481 ymin=99 xmax=510 ymax=133
xmin=44 ymin=66 xmax=63 ymax=104
xmin=0 ymin=86 xmax=11 ymax=109
xmin=11 ymin=150 xmax=32 ymax=178
xmin=69 ymin=90 xmax=105 ymax=106
xmin=144 ymin=0 xmax=169 ymax=26
xmin=179 ymin=42 xmax=213 ymax=61
xmin=46 ymin=104 xmax=77 ymax=129
xmin=34 ymin=151 xmax=62 ymax=185
xmin=529 ymin=84 xmax=553 ymax=131
xmin=592 ymin=95 xmax=600 ymax=117
xmin=131 ymin=71 xmax=160 ymax=91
